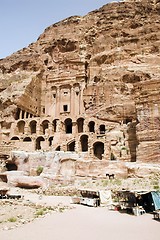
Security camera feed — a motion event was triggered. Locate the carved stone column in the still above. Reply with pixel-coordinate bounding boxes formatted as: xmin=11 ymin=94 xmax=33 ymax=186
xmin=72 ymin=121 xmax=77 ymax=135
xmin=24 ymin=124 xmax=28 ymax=135
xmin=83 ymin=119 xmax=88 ymax=133
xmin=56 ymin=87 xmax=60 ymax=118
xmin=36 ymin=121 xmax=41 ymax=135
xmin=71 ymin=86 xmax=74 ymax=115
xmin=24 ymin=111 xmax=27 ymax=119
xmin=75 ymin=139 xmax=79 ymax=153
xmin=19 ymin=109 xmax=23 ymax=119
xmin=48 ymin=122 xmax=53 ymax=135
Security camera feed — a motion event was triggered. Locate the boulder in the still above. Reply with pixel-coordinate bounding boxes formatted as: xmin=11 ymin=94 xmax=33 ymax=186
xmin=7 ymin=175 xmax=45 ymax=188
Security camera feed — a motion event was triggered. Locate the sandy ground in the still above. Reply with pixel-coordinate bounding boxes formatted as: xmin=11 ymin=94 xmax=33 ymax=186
xmin=0 ymin=194 xmax=159 ymax=240
xmin=0 ymin=191 xmax=72 ymax=231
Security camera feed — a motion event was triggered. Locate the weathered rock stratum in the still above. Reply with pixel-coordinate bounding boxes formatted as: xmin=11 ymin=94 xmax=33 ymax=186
xmin=0 ymin=0 xmax=160 ymax=179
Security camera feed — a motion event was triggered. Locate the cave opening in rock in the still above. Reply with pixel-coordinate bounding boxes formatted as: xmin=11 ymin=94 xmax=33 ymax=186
xmin=93 ymin=142 xmax=104 ymax=160
xmin=6 ymin=162 xmax=17 ymax=171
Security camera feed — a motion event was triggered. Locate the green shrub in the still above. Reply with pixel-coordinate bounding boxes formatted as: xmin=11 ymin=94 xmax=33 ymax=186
xmin=36 ymin=166 xmax=43 ymax=175
xmin=114 ymin=179 xmax=122 ymax=186
xmin=8 ymin=217 xmax=17 ymax=222
xmin=35 ymin=208 xmax=47 ymax=217
xmin=153 ymin=185 xmax=159 ymax=190
xmin=59 ymin=207 xmax=65 ymax=213
xmin=101 ymin=179 xmax=109 ymax=187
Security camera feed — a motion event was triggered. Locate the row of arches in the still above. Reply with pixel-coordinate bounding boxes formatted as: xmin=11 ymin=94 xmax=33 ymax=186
xmin=16 ymin=119 xmax=58 ymax=135
xmin=66 ymin=140 xmax=104 ymax=159
xmin=10 ymin=135 xmax=105 ymax=160
xmin=65 ymin=118 xmax=105 ymax=134
xmin=15 ymin=118 xmax=106 ymax=136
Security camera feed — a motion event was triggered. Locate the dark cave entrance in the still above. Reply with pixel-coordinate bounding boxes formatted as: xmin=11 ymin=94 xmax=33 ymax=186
xmin=6 ymin=162 xmax=18 ymax=171
xmin=93 ymin=142 xmax=104 ymax=160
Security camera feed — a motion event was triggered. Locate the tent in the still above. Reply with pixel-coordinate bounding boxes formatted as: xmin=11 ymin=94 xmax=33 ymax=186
xmin=115 ymin=190 xmax=160 ymax=213
xmin=78 ymin=189 xmax=112 ymax=207
xmin=139 ymin=191 xmax=160 ymax=212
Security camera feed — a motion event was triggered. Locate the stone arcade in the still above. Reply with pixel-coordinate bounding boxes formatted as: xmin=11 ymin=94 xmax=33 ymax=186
xmin=1 ymin=64 xmax=131 ymax=178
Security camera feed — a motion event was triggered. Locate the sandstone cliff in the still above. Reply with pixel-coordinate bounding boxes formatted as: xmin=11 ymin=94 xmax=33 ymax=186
xmin=0 ymin=0 xmax=160 ymax=169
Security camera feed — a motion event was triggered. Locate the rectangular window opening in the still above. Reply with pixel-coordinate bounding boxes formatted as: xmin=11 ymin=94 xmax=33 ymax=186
xmin=63 ymin=105 xmax=68 ymax=112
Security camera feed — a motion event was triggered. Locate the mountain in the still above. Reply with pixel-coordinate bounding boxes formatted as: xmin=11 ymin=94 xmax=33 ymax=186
xmin=0 ymin=0 xmax=160 ymax=179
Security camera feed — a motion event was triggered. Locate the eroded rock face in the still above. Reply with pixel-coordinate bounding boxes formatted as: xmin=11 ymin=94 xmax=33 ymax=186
xmin=0 ymin=0 xmax=160 ymax=179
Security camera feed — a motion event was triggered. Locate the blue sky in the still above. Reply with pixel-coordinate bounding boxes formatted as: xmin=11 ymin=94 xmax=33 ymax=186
xmin=0 ymin=0 xmax=116 ymax=59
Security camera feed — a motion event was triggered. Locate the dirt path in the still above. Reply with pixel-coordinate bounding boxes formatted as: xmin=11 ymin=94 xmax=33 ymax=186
xmin=0 ymin=202 xmax=159 ymax=240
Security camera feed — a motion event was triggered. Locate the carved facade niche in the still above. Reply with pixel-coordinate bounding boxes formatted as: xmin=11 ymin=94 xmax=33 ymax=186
xmin=60 ymin=85 xmax=71 ymax=114
xmin=43 ymin=81 xmax=83 ymax=118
